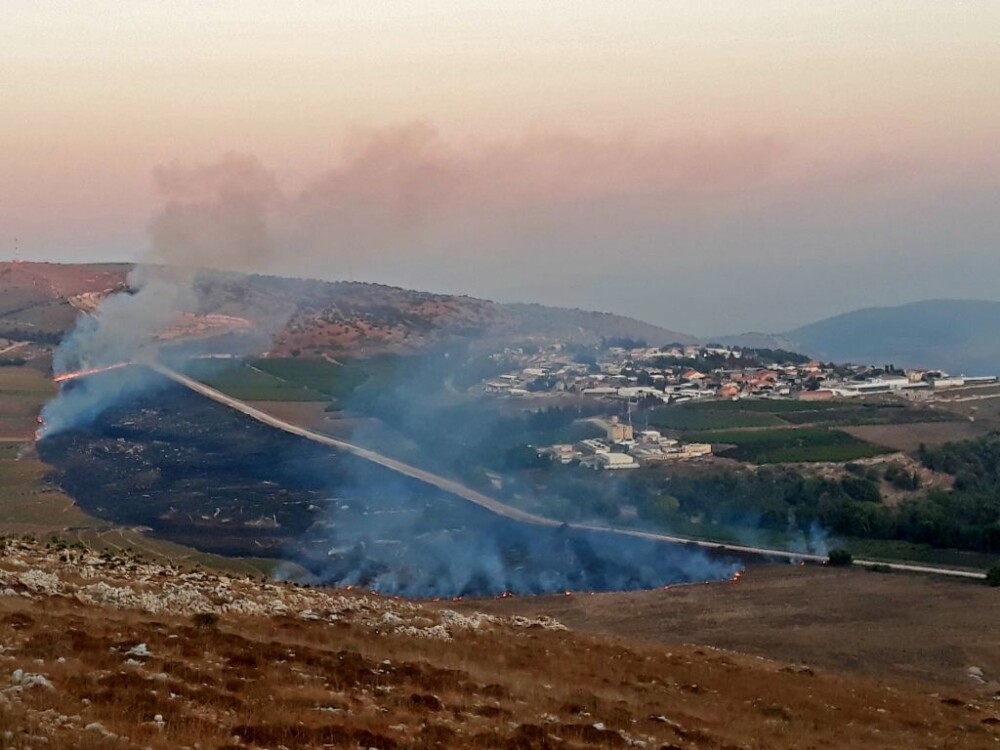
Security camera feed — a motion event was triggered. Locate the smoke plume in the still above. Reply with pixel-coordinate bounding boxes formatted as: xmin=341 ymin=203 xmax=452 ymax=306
xmin=37 ymin=125 xmax=791 ymax=594
xmin=43 ymin=125 xmax=792 ymax=434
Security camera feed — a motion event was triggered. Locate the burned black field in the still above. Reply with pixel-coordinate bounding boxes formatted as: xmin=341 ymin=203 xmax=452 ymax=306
xmin=37 ymin=373 xmax=739 ymax=596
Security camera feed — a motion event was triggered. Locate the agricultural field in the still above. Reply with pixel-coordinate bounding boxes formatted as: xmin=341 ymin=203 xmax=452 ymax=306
xmin=688 ymin=426 xmax=890 ymax=464
xmin=842 ymin=421 xmax=994 ymax=452
xmin=181 ymin=357 xmax=373 ymax=404
xmin=0 ymin=366 xmax=53 ymax=437
xmin=180 ymin=359 xmax=330 ymax=402
xmin=248 ymin=357 xmax=369 ymax=400
xmin=648 ymin=406 xmax=784 ymax=430
xmin=777 ymin=402 xmax=956 ymax=426
xmin=681 ymin=399 xmax=850 ymax=413
xmin=654 ymin=397 xmax=959 ymax=433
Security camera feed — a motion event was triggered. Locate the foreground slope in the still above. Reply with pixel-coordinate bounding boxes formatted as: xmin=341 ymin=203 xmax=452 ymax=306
xmin=0 ymin=538 xmax=997 ymax=749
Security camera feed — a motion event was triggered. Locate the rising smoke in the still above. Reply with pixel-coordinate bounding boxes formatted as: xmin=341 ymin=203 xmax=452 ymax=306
xmin=38 ymin=126 xmax=787 ymax=594
xmin=43 ymin=125 xmax=788 ymax=435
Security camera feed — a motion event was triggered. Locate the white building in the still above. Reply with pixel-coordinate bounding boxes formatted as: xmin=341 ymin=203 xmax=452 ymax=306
xmin=583 ymin=452 xmax=638 ymax=470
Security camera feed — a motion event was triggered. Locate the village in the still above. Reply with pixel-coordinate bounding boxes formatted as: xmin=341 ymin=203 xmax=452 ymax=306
xmin=479 ymin=341 xmax=999 ymax=471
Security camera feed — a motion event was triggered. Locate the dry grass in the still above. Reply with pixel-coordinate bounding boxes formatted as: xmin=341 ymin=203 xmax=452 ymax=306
xmin=841 ymin=421 xmax=995 ymax=453
xmin=0 ymin=541 xmax=995 ymax=748
xmin=460 ymin=565 xmax=1000 ymax=689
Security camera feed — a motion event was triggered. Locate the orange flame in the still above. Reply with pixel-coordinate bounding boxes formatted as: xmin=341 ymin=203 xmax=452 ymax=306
xmin=53 ymin=362 xmax=131 ymax=383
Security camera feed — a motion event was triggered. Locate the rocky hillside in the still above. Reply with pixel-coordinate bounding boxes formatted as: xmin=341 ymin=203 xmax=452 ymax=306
xmin=0 ymin=537 xmax=995 ymax=749
xmin=0 ymin=262 xmax=695 ymax=359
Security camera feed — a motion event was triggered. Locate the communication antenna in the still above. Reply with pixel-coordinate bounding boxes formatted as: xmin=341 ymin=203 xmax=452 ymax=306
xmin=13 ymin=237 xmax=21 ymax=263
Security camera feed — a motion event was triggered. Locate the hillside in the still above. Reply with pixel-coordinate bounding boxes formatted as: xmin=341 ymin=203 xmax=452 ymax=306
xmin=783 ymin=300 xmax=1000 ymax=374
xmin=0 ymin=262 xmax=695 ymax=359
xmin=720 ymin=299 xmax=1000 ymax=375
xmin=0 ymin=537 xmax=995 ymax=749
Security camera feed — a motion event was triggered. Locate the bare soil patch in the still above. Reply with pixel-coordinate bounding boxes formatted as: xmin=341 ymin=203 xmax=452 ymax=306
xmin=842 ymin=420 xmax=993 ymax=452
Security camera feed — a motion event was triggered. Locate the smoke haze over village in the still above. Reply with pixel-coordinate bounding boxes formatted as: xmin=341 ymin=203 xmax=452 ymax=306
xmin=3 ymin=2 xmax=999 ymax=334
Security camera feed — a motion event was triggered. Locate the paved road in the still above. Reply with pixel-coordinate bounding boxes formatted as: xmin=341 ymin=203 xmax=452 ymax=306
xmin=152 ymin=363 xmax=987 ymax=581
xmin=151 ymin=364 xmax=555 ymax=527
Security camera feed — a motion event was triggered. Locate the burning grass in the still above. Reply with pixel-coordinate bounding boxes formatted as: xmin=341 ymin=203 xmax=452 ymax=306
xmin=0 ymin=538 xmax=995 ymax=748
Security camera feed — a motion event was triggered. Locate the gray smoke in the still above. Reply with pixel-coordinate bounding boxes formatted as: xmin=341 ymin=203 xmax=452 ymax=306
xmin=38 ymin=127 xmax=779 ymax=594
xmin=41 ymin=155 xmax=288 ymax=436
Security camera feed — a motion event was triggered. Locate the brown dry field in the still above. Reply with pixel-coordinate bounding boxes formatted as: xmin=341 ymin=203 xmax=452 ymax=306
xmin=452 ymin=565 xmax=1000 ymax=689
xmin=840 ymin=420 xmax=994 ymax=452
xmin=2 ymin=563 xmax=999 ymax=749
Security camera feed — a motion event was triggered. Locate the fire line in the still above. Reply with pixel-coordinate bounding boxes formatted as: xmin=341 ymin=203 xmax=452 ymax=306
xmin=53 ymin=362 xmax=132 ymax=383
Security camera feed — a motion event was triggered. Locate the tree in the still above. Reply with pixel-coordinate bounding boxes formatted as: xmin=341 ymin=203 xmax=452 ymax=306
xmin=987 ymin=564 xmax=1000 ymax=587
xmin=826 ymin=548 xmax=854 ymax=567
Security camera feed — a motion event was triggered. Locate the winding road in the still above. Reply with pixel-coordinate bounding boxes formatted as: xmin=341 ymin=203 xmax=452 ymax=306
xmin=151 ymin=363 xmax=987 ymax=581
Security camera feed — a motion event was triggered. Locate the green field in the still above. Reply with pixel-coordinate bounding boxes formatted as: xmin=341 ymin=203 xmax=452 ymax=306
xmin=689 ymin=426 xmax=890 ymax=464
xmin=182 ymin=357 xmax=372 ymax=403
xmin=248 ymin=358 xmax=369 ymax=400
xmin=655 ymin=398 xmax=957 ymax=431
xmin=778 ymin=404 xmax=954 ymax=426
xmin=683 ymin=399 xmax=847 ymax=413
xmin=839 ymin=537 xmax=999 ymax=571
xmin=648 ymin=406 xmax=784 ymax=430
xmin=181 ymin=360 xmax=329 ymax=401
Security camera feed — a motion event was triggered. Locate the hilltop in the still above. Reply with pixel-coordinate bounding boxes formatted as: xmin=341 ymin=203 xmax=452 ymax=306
xmin=0 ymin=262 xmax=695 ymax=360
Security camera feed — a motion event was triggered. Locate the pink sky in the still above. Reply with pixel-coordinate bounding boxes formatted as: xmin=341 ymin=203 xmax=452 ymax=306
xmin=2 ymin=1 xmax=999 ymax=333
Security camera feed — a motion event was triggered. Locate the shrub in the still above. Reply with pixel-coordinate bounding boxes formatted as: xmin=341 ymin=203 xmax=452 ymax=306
xmin=192 ymin=612 xmax=219 ymax=629
xmin=987 ymin=565 xmax=1000 ymax=587
xmin=827 ymin=549 xmax=854 ymax=567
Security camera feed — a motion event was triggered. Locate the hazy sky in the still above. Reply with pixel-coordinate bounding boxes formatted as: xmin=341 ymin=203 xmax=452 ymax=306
xmin=3 ymin=1 xmax=999 ymax=335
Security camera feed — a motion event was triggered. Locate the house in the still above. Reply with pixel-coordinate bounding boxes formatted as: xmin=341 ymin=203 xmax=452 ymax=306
xmin=718 ymin=383 xmax=741 ymax=399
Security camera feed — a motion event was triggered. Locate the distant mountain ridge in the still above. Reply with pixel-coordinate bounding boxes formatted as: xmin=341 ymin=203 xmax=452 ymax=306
xmin=722 ymin=299 xmax=1000 ymax=375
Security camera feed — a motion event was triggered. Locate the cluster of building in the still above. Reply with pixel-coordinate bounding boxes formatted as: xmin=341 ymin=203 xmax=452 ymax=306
xmin=808 ymin=370 xmax=998 ymax=400
xmin=482 ymin=344 xmax=998 ymax=404
xmin=539 ymin=417 xmax=712 ymax=471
